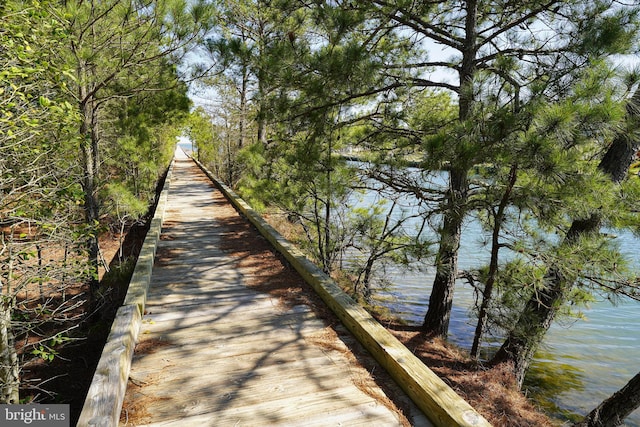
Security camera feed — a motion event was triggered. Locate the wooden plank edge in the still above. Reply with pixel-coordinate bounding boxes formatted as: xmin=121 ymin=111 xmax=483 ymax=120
xmin=193 ymin=158 xmax=492 ymax=427
xmin=77 ymin=305 xmax=141 ymax=427
xmin=78 ymin=150 xmax=176 ymax=426
xmin=121 ymin=155 xmax=174 ymax=315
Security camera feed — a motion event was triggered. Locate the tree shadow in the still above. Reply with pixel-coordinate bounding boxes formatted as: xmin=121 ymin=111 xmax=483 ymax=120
xmin=119 ymin=159 xmax=425 ymax=425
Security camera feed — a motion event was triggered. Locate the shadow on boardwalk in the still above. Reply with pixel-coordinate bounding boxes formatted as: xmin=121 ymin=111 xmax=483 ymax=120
xmin=119 ymin=156 xmax=430 ymax=426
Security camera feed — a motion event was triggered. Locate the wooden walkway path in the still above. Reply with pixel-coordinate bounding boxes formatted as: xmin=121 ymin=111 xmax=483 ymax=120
xmin=119 ymin=150 xmax=430 ymax=426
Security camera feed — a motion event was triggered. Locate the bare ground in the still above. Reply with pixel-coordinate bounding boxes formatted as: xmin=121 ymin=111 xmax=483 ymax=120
xmin=17 ymin=225 xmax=147 ymax=425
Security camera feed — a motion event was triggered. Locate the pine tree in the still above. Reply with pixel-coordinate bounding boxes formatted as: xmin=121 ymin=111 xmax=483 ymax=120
xmin=60 ymin=0 xmax=214 ymax=294
xmin=347 ymin=0 xmax=640 ymax=339
xmin=491 ymin=83 xmax=640 ymax=387
xmin=1 ymin=0 xmax=85 ymax=403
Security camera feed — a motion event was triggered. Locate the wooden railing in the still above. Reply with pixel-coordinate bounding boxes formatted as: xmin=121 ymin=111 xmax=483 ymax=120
xmin=77 ymin=149 xmax=492 ymax=427
xmin=76 ymin=158 xmax=175 ymax=427
xmin=194 ymin=158 xmax=492 ymax=427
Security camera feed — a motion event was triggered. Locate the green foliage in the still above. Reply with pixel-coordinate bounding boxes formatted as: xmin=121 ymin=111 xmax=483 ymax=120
xmin=465 ymin=62 xmax=640 ymax=353
xmin=188 ymin=5 xmax=640 ymax=403
xmin=101 ymin=257 xmax=137 ymax=289
xmin=30 ymin=345 xmax=58 ymax=363
xmin=106 ymin=72 xmax=191 ymax=206
xmin=1 ymin=0 xmax=87 ymax=277
xmin=347 ymin=198 xmax=435 ymax=299
xmin=235 ymin=143 xmax=270 ymax=211
xmin=186 ymin=108 xmax=216 ymax=161
xmin=103 ymin=183 xmax=147 ymax=222
xmin=266 ymin=154 xmax=354 ymax=268
xmin=575 ymin=4 xmax=640 ymax=56
xmin=0 ymin=0 xmax=207 ymax=403
xmin=614 ymin=175 xmax=640 ymax=236
xmin=30 ymin=333 xmax=72 ymax=363
xmin=60 ymin=0 xmax=211 ymax=260
xmin=99 ymin=256 xmax=137 ymax=302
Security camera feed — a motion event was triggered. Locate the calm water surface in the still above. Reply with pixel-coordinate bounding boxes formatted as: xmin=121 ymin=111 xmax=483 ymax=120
xmin=342 ymin=163 xmax=638 ymax=424
xmin=368 ymin=208 xmax=640 ymax=425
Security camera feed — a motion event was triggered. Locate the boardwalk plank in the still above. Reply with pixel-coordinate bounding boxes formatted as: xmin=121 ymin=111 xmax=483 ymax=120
xmin=129 ymin=352 xmax=348 ymax=382
xmin=120 ymin=150 xmax=428 ymax=426
xmin=130 ymin=385 xmax=388 ymax=425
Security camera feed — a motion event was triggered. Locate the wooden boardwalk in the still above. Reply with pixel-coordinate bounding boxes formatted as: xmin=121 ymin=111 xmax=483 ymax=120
xmin=119 ymin=150 xmax=430 ymax=426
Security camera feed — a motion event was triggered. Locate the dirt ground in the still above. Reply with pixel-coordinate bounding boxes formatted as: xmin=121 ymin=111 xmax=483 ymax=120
xmin=17 ymin=224 xmax=148 ymax=425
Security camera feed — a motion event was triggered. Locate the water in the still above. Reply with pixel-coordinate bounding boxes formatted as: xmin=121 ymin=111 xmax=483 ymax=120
xmin=374 ymin=231 xmax=639 ymax=425
xmin=348 ymin=169 xmax=640 ymax=425
xmin=532 ymin=231 xmax=640 ymax=425
xmin=178 ymin=139 xmax=193 ymax=155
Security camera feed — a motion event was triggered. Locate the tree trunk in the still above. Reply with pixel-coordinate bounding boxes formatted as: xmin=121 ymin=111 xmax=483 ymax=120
xmin=79 ymin=97 xmax=101 ymax=295
xmin=76 ymin=56 xmax=102 ymax=295
xmin=0 ymin=309 xmax=19 ymax=403
xmin=239 ymin=65 xmax=248 ymax=149
xmin=0 ymin=299 xmax=19 ymax=404
xmin=490 ymin=88 xmax=640 ymax=386
xmin=490 ymin=265 xmax=568 ymax=387
xmin=422 ymin=166 xmax=467 ymax=336
xmin=257 ymin=54 xmax=268 ymax=146
xmin=422 ymin=0 xmax=477 ymax=337
xmin=471 ymin=164 xmax=518 ymax=358
xmin=362 ymin=257 xmax=375 ymax=300
xmin=599 ymin=88 xmax=640 ymax=183
xmin=574 ymin=372 xmax=640 ymax=427
xmin=227 ymin=131 xmax=234 ymax=185
xmin=323 ymin=133 xmax=333 ymax=273
xmin=0 ymin=242 xmax=18 ymax=402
